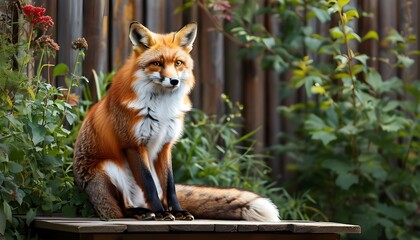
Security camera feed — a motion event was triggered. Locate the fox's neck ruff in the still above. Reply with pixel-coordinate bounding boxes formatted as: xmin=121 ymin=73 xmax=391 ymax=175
xmin=127 ymin=70 xmax=192 ymax=117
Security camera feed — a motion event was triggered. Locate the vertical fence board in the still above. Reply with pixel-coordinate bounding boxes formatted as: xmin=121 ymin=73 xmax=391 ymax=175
xmin=197 ymin=8 xmax=224 ymax=115
xmin=224 ymin=40 xmax=243 ymax=104
xmin=242 ymin=58 xmax=265 ymax=153
xmin=412 ymin=0 xmax=420 ymax=78
xmin=378 ymin=0 xmax=398 ymax=79
xmin=358 ymin=0 xmax=378 ymax=69
xmin=145 ymin=0 xmax=165 ymax=32
xmin=56 ymin=0 xmax=83 ymax=95
xmin=189 ymin=4 xmax=201 ymax=108
xmin=165 ymin=0 xmax=183 ymax=32
xmin=83 ymin=0 xmax=109 ymax=102
xmin=110 ymin=0 xmax=143 ymax=69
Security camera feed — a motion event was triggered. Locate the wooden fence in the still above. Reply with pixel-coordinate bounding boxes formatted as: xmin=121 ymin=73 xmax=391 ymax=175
xmin=28 ymin=0 xmax=420 ymax=183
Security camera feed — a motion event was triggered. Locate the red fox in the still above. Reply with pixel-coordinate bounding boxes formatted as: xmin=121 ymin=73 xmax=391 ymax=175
xmin=73 ymin=22 xmax=279 ymax=222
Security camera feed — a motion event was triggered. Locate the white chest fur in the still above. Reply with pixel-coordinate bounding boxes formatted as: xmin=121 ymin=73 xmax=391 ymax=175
xmin=127 ymin=76 xmax=191 ymax=162
xmin=125 ymin=71 xmax=191 ymax=201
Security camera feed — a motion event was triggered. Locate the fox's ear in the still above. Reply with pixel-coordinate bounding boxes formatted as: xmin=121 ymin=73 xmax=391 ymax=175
xmin=129 ymin=22 xmax=155 ymax=49
xmin=174 ymin=22 xmax=197 ymax=52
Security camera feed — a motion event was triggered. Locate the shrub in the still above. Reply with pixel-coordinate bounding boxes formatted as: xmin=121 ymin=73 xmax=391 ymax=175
xmin=191 ymin=0 xmax=420 ymax=239
xmin=278 ymin=2 xmax=420 ymax=239
xmin=173 ymin=94 xmax=316 ymax=220
xmin=0 ymin=3 xmax=91 ymax=239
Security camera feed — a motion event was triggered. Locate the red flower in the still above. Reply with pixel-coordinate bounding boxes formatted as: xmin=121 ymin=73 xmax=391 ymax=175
xmin=33 ymin=15 xmax=54 ymax=31
xmin=22 ymin=4 xmax=54 ymax=31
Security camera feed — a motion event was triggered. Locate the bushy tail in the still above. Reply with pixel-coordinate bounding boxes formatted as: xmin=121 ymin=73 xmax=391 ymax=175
xmin=175 ymin=184 xmax=280 ymax=222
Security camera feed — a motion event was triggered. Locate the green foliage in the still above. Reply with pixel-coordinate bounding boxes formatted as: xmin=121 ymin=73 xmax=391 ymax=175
xmin=192 ymin=0 xmax=420 ymax=239
xmin=275 ymin=1 xmax=420 ymax=239
xmin=0 ymin=3 xmax=93 ymax=239
xmin=173 ymin=94 xmax=316 ymax=220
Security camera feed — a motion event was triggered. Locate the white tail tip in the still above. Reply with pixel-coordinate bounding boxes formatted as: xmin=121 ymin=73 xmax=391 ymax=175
xmin=242 ymin=198 xmax=281 ymax=222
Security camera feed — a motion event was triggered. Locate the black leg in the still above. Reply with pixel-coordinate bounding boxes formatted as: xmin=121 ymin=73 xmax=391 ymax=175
xmin=124 ymin=148 xmax=175 ymax=221
xmin=166 ymin=168 xmax=194 ymax=220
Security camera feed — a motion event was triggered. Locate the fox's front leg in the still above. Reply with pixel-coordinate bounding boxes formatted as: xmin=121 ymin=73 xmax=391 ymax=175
xmin=155 ymin=143 xmax=194 ymax=220
xmin=124 ymin=147 xmax=175 ymax=220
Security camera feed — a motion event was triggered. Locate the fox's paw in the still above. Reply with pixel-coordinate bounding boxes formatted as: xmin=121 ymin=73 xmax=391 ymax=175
xmin=155 ymin=211 xmax=175 ymax=221
xmin=127 ymin=208 xmax=156 ymax=220
xmin=171 ymin=210 xmax=194 ymax=221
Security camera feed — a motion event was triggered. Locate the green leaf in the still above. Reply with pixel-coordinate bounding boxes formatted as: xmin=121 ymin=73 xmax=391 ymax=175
xmin=311 ymin=7 xmax=331 ymax=23
xmin=26 ymin=209 xmax=37 ymax=226
xmin=376 ymin=203 xmax=405 ymax=220
xmin=8 ymin=162 xmax=23 ymax=173
xmin=0 ymin=209 xmax=5 ymax=235
xmin=311 ymin=131 xmax=337 ymax=145
xmin=379 ymin=76 xmax=403 ymax=93
xmin=347 ymin=32 xmax=362 ymax=42
xmin=305 ymin=114 xmax=326 ymax=130
xmin=380 ymin=116 xmax=407 ymax=132
xmin=366 ymin=71 xmax=383 ymax=92
xmin=397 ymin=55 xmax=415 ymax=68
xmin=362 ymin=30 xmax=379 ymax=41
xmin=3 ymin=201 xmax=12 ymax=222
xmin=322 ymin=159 xmax=356 ymax=175
xmin=311 ymin=85 xmax=326 ymax=95
xmin=16 ymin=189 xmax=25 ymax=205
xmin=382 ymin=101 xmax=399 ymax=112
xmin=66 ymin=111 xmax=77 ymax=125
xmin=53 ymin=63 xmax=69 ymax=78
xmin=354 ymin=54 xmax=369 ymax=66
xmin=330 ymin=27 xmax=344 ymax=39
xmin=336 ymin=173 xmax=358 ymax=190
xmin=359 ymin=154 xmax=387 ymax=182
xmin=262 ymin=37 xmax=276 ymax=49
xmin=28 ymin=87 xmax=35 ymax=100
xmin=29 ymin=123 xmax=47 ymax=145
xmin=304 ymin=36 xmax=323 ymax=52
xmin=345 ymin=9 xmax=359 ymax=21
xmin=338 ymin=0 xmax=351 ymax=7
xmin=339 ymin=124 xmax=359 ymax=135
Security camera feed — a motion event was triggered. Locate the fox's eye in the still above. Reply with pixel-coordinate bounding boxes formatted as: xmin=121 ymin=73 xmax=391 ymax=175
xmin=152 ymin=61 xmax=162 ymax=66
xmin=175 ymin=60 xmax=182 ymax=66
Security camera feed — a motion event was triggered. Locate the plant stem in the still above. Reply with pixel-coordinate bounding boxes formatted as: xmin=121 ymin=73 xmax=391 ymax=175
xmin=338 ymin=10 xmax=359 ymax=162
xmin=197 ymin=0 xmax=250 ymax=48
xmin=339 ymin=14 xmax=356 ymax=110
xmin=58 ymin=49 xmax=82 ymax=127
xmin=34 ymin=46 xmax=45 ymax=94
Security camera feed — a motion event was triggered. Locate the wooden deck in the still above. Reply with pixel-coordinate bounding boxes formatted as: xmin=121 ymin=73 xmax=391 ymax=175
xmin=33 ymin=217 xmax=361 ymax=240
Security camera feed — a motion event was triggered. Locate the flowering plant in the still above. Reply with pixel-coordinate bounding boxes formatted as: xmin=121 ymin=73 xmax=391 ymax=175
xmin=0 ymin=2 xmax=92 ymax=239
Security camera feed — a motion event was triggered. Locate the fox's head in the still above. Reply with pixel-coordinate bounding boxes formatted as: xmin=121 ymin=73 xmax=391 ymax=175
xmin=129 ymin=22 xmax=197 ymax=93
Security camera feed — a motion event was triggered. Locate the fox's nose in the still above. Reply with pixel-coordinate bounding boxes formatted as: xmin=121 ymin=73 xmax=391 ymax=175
xmin=170 ymin=79 xmax=179 ymax=86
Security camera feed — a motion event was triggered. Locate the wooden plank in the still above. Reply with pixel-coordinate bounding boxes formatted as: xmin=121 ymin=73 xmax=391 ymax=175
xmin=69 ymin=233 xmax=341 ymax=240
xmin=33 ymin=218 xmax=361 ymax=234
xmin=33 ymin=220 xmax=127 ymax=233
